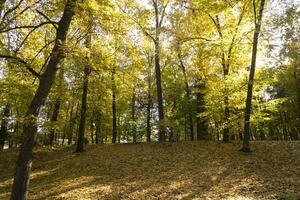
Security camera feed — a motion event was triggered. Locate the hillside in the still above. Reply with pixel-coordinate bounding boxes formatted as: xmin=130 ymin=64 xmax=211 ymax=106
xmin=0 ymin=141 xmax=299 ymax=200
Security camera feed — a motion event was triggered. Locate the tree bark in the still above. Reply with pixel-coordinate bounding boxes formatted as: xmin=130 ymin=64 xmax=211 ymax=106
xmin=242 ymin=0 xmax=266 ymax=152
xmin=10 ymin=1 xmax=77 ymax=199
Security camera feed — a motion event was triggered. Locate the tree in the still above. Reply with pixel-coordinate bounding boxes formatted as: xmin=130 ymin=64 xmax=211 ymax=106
xmin=75 ymin=20 xmax=92 ymax=152
xmin=2 ymin=0 xmax=78 ymax=199
xmin=242 ymin=0 xmax=266 ymax=153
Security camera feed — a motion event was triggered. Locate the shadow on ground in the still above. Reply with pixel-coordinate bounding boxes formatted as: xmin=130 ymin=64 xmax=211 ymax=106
xmin=0 ymin=141 xmax=299 ymax=199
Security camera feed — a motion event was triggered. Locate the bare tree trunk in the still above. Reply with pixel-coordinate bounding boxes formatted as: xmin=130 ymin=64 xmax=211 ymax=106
xmin=242 ymin=0 xmax=266 ymax=152
xmin=10 ymin=1 xmax=77 ymax=199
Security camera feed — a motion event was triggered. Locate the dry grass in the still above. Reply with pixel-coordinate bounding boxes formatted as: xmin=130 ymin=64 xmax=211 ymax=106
xmin=0 ymin=141 xmax=299 ymax=200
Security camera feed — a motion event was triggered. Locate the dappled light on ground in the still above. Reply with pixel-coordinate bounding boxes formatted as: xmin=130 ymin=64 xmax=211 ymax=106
xmin=0 ymin=141 xmax=299 ymax=199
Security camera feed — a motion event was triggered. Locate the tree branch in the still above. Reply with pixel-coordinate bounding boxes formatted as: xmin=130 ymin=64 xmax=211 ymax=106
xmin=36 ymin=9 xmax=58 ymax=30
xmin=0 ymin=21 xmax=55 ymax=33
xmin=0 ymin=54 xmax=41 ymax=79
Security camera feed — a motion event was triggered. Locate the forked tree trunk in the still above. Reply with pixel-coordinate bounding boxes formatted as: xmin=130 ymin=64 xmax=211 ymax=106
xmin=10 ymin=1 xmax=77 ymax=199
xmin=242 ymin=0 xmax=266 ymax=152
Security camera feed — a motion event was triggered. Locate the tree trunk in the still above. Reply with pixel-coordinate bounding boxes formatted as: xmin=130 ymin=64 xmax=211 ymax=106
xmin=146 ymin=91 xmax=151 ymax=143
xmin=67 ymin=102 xmax=76 ymax=145
xmin=10 ymin=1 xmax=76 ymax=199
xmin=154 ymin=39 xmax=165 ymax=142
xmin=131 ymin=90 xmax=137 ymax=143
xmin=75 ymin=19 xmax=92 ymax=152
xmin=112 ymin=68 xmax=117 ymax=144
xmin=0 ymin=104 xmax=10 ymax=150
xmin=95 ymin=111 xmax=101 ymax=144
xmin=49 ymin=100 xmax=60 ymax=145
xmin=75 ymin=66 xmax=91 ymax=152
xmin=178 ymin=50 xmax=194 ymax=141
xmin=90 ymin=121 xmax=94 ymax=144
xmin=196 ymin=80 xmax=207 ymax=140
xmin=223 ymin=94 xmax=230 ymax=143
xmin=242 ymin=0 xmax=266 ymax=152
xmin=62 ymin=101 xmax=71 ymax=145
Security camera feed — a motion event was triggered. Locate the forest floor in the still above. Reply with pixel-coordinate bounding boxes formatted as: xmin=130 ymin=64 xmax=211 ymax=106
xmin=0 ymin=141 xmax=299 ymax=200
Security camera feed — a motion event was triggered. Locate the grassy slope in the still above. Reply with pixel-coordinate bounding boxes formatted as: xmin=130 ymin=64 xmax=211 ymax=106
xmin=0 ymin=141 xmax=299 ymax=200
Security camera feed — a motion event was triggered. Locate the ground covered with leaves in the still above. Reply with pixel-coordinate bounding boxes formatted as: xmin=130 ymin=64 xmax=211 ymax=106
xmin=0 ymin=141 xmax=299 ymax=200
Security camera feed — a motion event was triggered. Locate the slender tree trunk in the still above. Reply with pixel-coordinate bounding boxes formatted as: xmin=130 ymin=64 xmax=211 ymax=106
xmin=117 ymin=113 xmax=121 ymax=143
xmin=242 ymin=0 xmax=266 ymax=152
xmin=67 ymin=102 xmax=76 ymax=145
xmin=146 ymin=92 xmax=151 ymax=143
xmin=146 ymin=63 xmax=152 ymax=143
xmin=75 ymin=66 xmax=91 ymax=152
xmin=223 ymin=94 xmax=230 ymax=142
xmin=154 ymin=39 xmax=165 ymax=142
xmin=222 ymin=55 xmax=230 ymax=143
xmin=49 ymin=100 xmax=60 ymax=145
xmin=95 ymin=111 xmax=101 ymax=144
xmin=62 ymin=101 xmax=71 ymax=145
xmin=131 ymin=90 xmax=137 ymax=143
xmin=178 ymin=50 xmax=194 ymax=141
xmin=90 ymin=121 xmax=94 ymax=144
xmin=0 ymin=104 xmax=10 ymax=150
xmin=196 ymin=80 xmax=207 ymax=140
xmin=10 ymin=1 xmax=77 ymax=199
xmin=112 ymin=68 xmax=117 ymax=144
xmin=75 ymin=19 xmax=92 ymax=152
